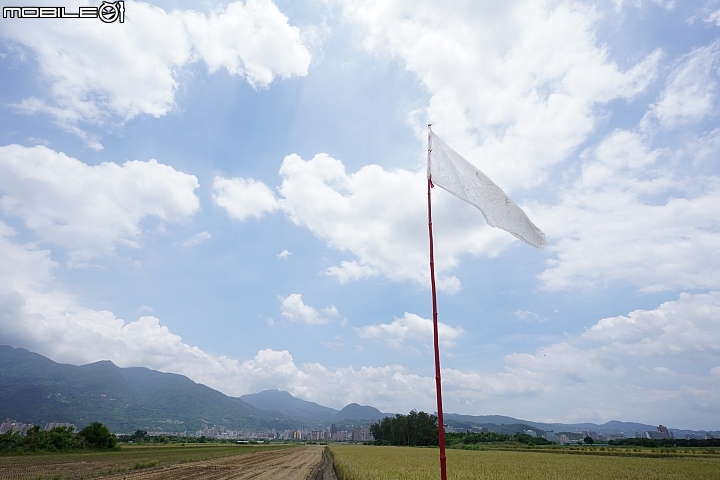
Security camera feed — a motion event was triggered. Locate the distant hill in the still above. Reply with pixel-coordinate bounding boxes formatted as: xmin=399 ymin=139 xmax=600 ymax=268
xmin=332 ymin=403 xmax=390 ymax=422
xmin=0 ymin=345 xmax=296 ymax=433
xmin=3 ymin=346 xmax=714 ymax=437
xmin=241 ymin=389 xmax=338 ymax=419
xmin=444 ymin=413 xmax=660 ymax=435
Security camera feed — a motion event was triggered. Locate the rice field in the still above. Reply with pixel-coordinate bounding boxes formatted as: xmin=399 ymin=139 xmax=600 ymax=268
xmin=329 ymin=445 xmax=720 ymax=480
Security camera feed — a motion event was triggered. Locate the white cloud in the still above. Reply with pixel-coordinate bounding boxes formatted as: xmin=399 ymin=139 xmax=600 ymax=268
xmin=643 ymin=40 xmax=720 ymax=129
xmin=0 ymin=144 xmax=200 ymax=261
xmin=279 ymin=293 xmax=338 ymax=325
xmin=514 ymin=310 xmax=540 ymax=321
xmin=0 ymin=223 xmax=56 ymax=294
xmin=341 ymin=0 xmax=660 ymax=190
xmin=537 ymin=129 xmax=720 ymax=292
xmin=214 ymin=152 xmax=517 ymax=293
xmin=582 ymin=292 xmax=720 ymax=357
xmin=1 ymin=0 xmax=312 ymax=147
xmin=277 ymin=153 xmax=512 ymax=293
xmin=181 ymin=0 xmax=311 ymax=87
xmin=321 ymin=335 xmax=346 ymax=351
xmin=356 ymin=312 xmax=464 ymax=349
xmin=212 ymin=176 xmax=279 ymax=221
xmin=182 ymin=231 xmax=211 ymax=247
xmin=705 ymin=7 xmax=720 ymax=26
xmin=277 ymin=249 xmax=291 ymax=259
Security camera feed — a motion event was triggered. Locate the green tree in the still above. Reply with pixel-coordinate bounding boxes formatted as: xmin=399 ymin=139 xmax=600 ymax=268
xmin=370 ymin=410 xmax=439 ymax=446
xmin=584 ymin=436 xmax=594 ymax=445
xmin=46 ymin=426 xmax=82 ymax=451
xmin=0 ymin=430 xmax=23 ymax=453
xmin=78 ymin=422 xmax=117 ymax=450
xmin=130 ymin=429 xmax=149 ymax=442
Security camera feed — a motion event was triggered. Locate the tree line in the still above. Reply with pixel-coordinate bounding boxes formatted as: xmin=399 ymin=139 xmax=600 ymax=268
xmin=116 ymin=430 xmax=233 ymax=444
xmin=609 ymin=437 xmax=720 ymax=448
xmin=369 ymin=411 xmax=552 ymax=447
xmin=370 ymin=410 xmax=439 ymax=446
xmin=445 ymin=431 xmax=551 ymax=446
xmin=0 ymin=421 xmax=117 ymax=453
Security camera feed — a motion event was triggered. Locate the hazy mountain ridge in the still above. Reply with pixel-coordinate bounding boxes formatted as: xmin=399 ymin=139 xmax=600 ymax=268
xmin=332 ymin=403 xmax=390 ymax=422
xmin=0 ymin=345 xmax=295 ymax=433
xmin=241 ymin=389 xmax=338 ymax=419
xmin=2 ymin=346 xmax=716 ymax=436
xmin=442 ymin=414 xmax=716 ymax=436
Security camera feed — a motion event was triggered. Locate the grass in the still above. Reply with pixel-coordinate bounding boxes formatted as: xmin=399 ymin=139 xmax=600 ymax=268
xmin=131 ymin=459 xmax=159 ymax=469
xmin=329 ymin=444 xmax=720 ymax=480
xmin=0 ymin=443 xmax=296 ymax=480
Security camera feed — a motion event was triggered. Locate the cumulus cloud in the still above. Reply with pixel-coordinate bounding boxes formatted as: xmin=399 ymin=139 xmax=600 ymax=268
xmin=214 ymin=153 xmax=516 ymax=293
xmin=582 ymin=292 xmax=720 ymax=357
xmin=537 ymin=129 xmax=720 ymax=292
xmin=0 ymin=145 xmax=200 ymax=261
xmin=341 ymin=0 xmax=660 ymax=190
xmin=181 ymin=0 xmax=312 ymax=87
xmin=1 ymin=0 xmax=312 ymax=147
xmin=643 ymin=40 xmax=720 ymax=129
xmin=356 ymin=312 xmax=464 ymax=349
xmin=277 ymin=249 xmax=291 ymax=259
xmin=212 ymin=176 xmax=279 ymax=220
xmin=279 ymin=293 xmax=338 ymax=325
xmin=278 ymin=153 xmax=513 ymax=293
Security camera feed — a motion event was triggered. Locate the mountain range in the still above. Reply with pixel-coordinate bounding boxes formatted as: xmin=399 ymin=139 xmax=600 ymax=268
xmin=1 ymin=345 xmax=716 ymax=436
xmin=0 ymin=345 xmax=389 ymax=433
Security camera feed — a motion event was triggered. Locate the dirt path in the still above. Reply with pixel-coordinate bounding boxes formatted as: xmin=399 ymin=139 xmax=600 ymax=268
xmin=96 ymin=445 xmax=324 ymax=480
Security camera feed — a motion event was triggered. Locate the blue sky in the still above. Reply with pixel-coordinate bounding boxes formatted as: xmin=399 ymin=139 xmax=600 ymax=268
xmin=1 ymin=0 xmax=719 ymax=431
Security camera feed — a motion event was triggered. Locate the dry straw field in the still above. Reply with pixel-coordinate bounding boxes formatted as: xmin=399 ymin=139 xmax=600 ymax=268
xmin=0 ymin=443 xmax=322 ymax=480
xmin=329 ymin=444 xmax=720 ymax=480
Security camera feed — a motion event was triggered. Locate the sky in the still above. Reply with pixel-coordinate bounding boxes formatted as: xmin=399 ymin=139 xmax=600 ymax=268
xmin=0 ymin=0 xmax=719 ymax=431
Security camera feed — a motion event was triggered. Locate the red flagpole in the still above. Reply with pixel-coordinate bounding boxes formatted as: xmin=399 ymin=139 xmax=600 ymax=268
xmin=427 ymin=126 xmax=447 ymax=480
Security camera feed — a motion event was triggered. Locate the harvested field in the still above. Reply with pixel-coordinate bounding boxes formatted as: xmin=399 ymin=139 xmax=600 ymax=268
xmin=98 ymin=445 xmax=324 ymax=480
xmin=0 ymin=444 xmax=324 ymax=480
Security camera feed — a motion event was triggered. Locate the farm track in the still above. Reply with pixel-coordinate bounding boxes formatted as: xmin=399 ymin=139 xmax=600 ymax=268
xmin=97 ymin=445 xmax=324 ymax=480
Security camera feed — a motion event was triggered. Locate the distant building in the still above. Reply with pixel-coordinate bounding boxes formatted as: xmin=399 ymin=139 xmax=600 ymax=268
xmin=0 ymin=419 xmax=32 ymax=435
xmin=523 ymin=430 xmax=536 ymax=437
xmin=657 ymin=425 xmax=672 ymax=439
xmin=44 ymin=422 xmax=76 ymax=432
xmin=361 ymin=423 xmax=373 ymax=441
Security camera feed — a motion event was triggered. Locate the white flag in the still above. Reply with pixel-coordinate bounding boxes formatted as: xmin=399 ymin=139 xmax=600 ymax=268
xmin=428 ymin=128 xmax=547 ymax=249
